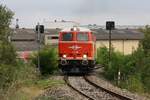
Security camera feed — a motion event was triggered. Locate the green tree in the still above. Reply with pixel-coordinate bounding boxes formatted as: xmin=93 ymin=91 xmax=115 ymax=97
xmin=141 ymin=56 xmax=150 ymax=93
xmin=0 ymin=4 xmax=15 ymax=64
xmin=0 ymin=4 xmax=16 ymax=88
xmin=0 ymin=5 xmax=39 ymax=99
xmin=141 ymin=25 xmax=150 ymax=55
xmin=0 ymin=4 xmax=17 ymax=95
xmin=140 ymin=26 xmax=150 ymax=92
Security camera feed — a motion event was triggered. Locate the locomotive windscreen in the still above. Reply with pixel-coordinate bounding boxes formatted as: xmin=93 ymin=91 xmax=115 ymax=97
xmin=62 ymin=32 xmax=73 ymax=41
xmin=77 ymin=32 xmax=88 ymax=41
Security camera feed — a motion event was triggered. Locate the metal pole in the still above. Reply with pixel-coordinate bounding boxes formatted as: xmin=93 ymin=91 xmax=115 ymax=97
xmin=37 ymin=22 xmax=40 ymax=71
xmin=109 ymin=29 xmax=112 ymax=62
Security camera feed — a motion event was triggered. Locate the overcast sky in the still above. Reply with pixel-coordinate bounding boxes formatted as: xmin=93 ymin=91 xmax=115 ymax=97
xmin=1 ymin=0 xmax=150 ymax=28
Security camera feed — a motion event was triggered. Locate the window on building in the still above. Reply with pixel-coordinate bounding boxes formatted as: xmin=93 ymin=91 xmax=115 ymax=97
xmin=77 ymin=32 xmax=88 ymax=41
xmin=47 ymin=36 xmax=58 ymax=40
xmin=51 ymin=36 xmax=58 ymax=39
xmin=62 ymin=33 xmax=73 ymax=41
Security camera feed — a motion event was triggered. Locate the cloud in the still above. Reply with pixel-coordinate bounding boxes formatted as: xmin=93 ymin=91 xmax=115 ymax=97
xmin=2 ymin=0 xmax=150 ymax=27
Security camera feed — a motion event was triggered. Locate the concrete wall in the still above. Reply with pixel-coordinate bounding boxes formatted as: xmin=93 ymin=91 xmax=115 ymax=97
xmin=96 ymin=40 xmax=139 ymax=55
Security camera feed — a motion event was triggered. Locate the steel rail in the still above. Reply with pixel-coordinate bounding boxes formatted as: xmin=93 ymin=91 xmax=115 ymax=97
xmin=84 ymin=76 xmax=133 ymax=100
xmin=64 ymin=75 xmax=94 ymax=100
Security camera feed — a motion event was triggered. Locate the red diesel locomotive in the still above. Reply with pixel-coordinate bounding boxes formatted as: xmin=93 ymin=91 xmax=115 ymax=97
xmin=58 ymin=27 xmax=96 ymax=73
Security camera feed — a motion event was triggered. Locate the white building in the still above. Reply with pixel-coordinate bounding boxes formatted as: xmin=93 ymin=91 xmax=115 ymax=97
xmin=44 ymin=34 xmax=59 ymax=45
xmin=42 ymin=20 xmax=80 ymax=29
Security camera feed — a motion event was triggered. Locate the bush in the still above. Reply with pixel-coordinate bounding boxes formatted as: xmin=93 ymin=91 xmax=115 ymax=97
xmin=97 ymin=47 xmax=126 ymax=81
xmin=96 ymin=26 xmax=150 ymax=94
xmin=0 ymin=42 xmax=17 ymax=64
xmin=0 ymin=60 xmax=38 ymax=99
xmin=97 ymin=47 xmax=109 ymax=67
xmin=141 ymin=56 xmax=150 ymax=93
xmin=0 ymin=64 xmax=14 ymax=89
xmin=126 ymin=74 xmax=144 ymax=93
xmin=13 ymin=60 xmax=38 ymax=82
xmin=0 ymin=61 xmax=37 ymax=86
xmin=32 ymin=46 xmax=58 ymax=75
xmin=97 ymin=46 xmax=150 ymax=93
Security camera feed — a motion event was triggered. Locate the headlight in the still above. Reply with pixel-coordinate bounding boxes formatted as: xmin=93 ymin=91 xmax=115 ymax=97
xmin=63 ymin=54 xmax=67 ymax=58
xmin=83 ymin=54 xmax=87 ymax=59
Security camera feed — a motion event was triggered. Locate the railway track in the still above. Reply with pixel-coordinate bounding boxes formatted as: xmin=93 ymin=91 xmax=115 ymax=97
xmin=64 ymin=75 xmax=133 ymax=100
xmin=64 ymin=75 xmax=94 ymax=100
xmin=84 ymin=76 xmax=133 ymax=100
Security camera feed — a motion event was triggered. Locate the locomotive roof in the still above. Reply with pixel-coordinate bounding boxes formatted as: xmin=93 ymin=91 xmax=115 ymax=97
xmin=61 ymin=27 xmax=91 ymax=32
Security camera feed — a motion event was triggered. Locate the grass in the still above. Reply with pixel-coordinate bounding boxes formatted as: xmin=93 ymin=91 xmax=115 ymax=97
xmin=4 ymin=76 xmax=65 ymax=100
xmin=23 ymin=76 xmax=65 ymax=89
xmin=35 ymin=79 xmax=65 ymax=89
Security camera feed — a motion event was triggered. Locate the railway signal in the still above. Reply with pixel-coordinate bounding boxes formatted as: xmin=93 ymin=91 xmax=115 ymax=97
xmin=106 ymin=21 xmax=115 ymax=62
xmin=106 ymin=21 xmax=121 ymax=85
xmin=106 ymin=21 xmax=115 ymax=30
xmin=36 ymin=25 xmax=44 ymax=34
xmin=35 ymin=23 xmax=45 ymax=72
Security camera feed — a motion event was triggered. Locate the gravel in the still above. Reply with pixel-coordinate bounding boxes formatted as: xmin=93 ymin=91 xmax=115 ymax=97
xmin=35 ymin=76 xmax=87 ymax=100
xmin=34 ymin=72 xmax=149 ymax=100
xmin=69 ymin=76 xmax=120 ymax=100
xmin=87 ymin=75 xmax=149 ymax=100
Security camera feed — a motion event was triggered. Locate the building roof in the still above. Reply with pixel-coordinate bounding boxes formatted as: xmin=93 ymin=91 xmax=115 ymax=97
xmin=11 ymin=29 xmax=37 ymax=51
xmin=11 ymin=28 xmax=36 ymax=41
xmin=11 ymin=28 xmax=144 ymax=51
xmin=44 ymin=29 xmax=60 ymax=35
xmin=92 ymin=28 xmax=144 ymax=40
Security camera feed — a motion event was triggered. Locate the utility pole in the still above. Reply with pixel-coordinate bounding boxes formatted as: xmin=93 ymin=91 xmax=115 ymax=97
xmin=16 ymin=18 xmax=19 ymax=29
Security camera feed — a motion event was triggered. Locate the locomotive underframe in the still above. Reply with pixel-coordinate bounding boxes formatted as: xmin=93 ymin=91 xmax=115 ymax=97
xmin=58 ymin=60 xmax=96 ymax=73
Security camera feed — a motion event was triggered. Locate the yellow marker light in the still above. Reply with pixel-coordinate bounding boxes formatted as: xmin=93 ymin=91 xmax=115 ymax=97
xmin=83 ymin=54 xmax=87 ymax=59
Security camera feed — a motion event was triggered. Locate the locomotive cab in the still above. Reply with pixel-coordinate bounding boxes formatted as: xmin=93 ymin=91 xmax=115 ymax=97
xmin=58 ymin=27 xmax=96 ymax=73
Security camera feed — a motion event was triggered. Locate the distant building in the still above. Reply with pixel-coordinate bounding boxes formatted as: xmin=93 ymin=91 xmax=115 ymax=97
xmin=42 ymin=20 xmax=80 ymax=29
xmin=43 ymin=29 xmax=60 ymax=45
xmin=11 ymin=28 xmax=144 ymax=55
xmin=11 ymin=28 xmax=38 ymax=52
xmin=44 ymin=34 xmax=59 ymax=45
xmin=95 ymin=25 xmax=145 ymax=29
xmin=93 ymin=29 xmax=144 ymax=55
